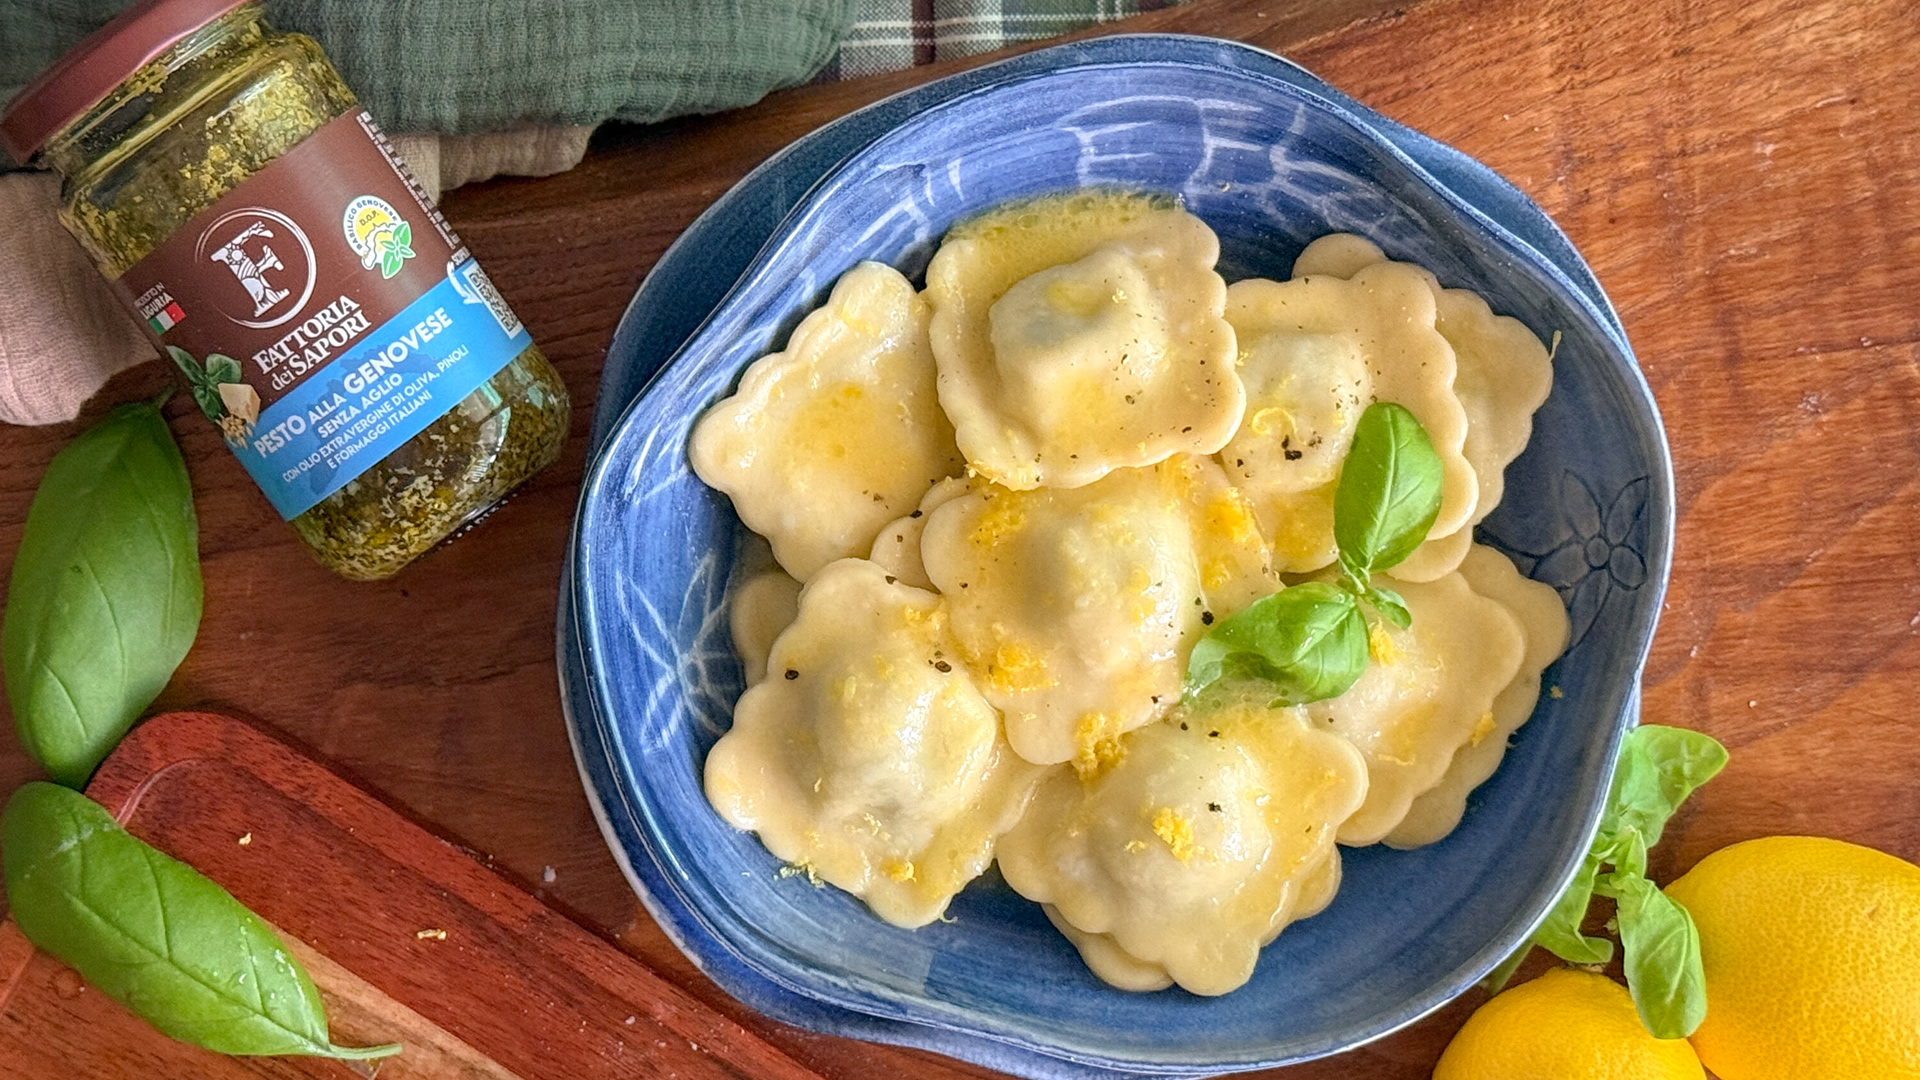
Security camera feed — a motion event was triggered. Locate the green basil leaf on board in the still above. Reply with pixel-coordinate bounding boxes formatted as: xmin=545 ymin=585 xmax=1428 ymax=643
xmin=2 ymin=400 xmax=202 ymax=788
xmin=1185 ymin=582 xmax=1368 ymax=705
xmin=1608 ymin=873 xmax=1708 ymax=1039
xmin=2 ymin=783 xmax=401 ymax=1060
xmin=1332 ymin=401 xmax=1444 ymax=575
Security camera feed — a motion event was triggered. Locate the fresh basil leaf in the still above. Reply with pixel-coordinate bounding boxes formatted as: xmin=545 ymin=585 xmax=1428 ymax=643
xmin=1609 ymin=872 xmax=1707 ymax=1038
xmin=1514 ymin=725 xmax=1725 ymax=1032
xmin=1210 ymin=650 xmax=1290 ymax=687
xmin=1186 ymin=583 xmax=1366 ymax=705
xmin=2 ymin=783 xmax=400 ymax=1059
xmin=165 ymin=346 xmax=210 ymax=387
xmin=204 ymin=354 xmax=244 ymax=388
xmin=1364 ymin=584 xmax=1411 ymax=629
xmin=1530 ymin=852 xmax=1615 ymax=965
xmin=1605 ymin=725 xmax=1729 ymax=848
xmin=1593 ymin=824 xmax=1651 ymax=884
xmin=1332 ymin=402 xmax=1443 ymax=574
xmin=2 ymin=400 xmax=202 ymax=788
xmin=1337 ymin=549 xmax=1370 ymax=593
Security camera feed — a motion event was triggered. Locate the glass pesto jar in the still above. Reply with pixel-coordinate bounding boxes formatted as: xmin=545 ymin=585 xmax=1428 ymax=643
xmin=1 ymin=0 xmax=570 ymax=580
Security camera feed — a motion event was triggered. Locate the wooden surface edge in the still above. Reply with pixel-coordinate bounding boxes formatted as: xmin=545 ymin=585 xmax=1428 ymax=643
xmin=2 ymin=709 xmax=828 ymax=1080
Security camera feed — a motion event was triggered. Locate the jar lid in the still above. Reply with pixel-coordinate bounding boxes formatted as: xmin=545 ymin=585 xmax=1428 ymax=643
xmin=1 ymin=0 xmax=252 ymax=163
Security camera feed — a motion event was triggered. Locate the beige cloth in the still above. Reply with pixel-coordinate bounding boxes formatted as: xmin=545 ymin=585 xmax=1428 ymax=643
xmin=0 ymin=124 xmax=593 ymax=426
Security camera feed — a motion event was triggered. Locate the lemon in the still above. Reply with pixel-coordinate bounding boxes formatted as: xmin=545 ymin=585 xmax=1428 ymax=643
xmin=1433 ymin=967 xmax=1704 ymax=1080
xmin=1665 ymin=835 xmax=1920 ymax=1080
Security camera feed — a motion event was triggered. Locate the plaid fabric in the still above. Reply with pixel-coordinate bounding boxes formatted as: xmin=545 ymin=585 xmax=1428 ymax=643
xmin=818 ymin=0 xmax=1188 ymax=81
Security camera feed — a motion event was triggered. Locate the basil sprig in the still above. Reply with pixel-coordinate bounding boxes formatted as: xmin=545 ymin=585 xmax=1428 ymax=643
xmin=3 ymin=783 xmax=400 ymax=1060
xmin=1334 ymin=400 xmax=1444 ymax=617
xmin=1186 ymin=582 xmax=1369 ymax=704
xmin=1488 ymin=725 xmax=1729 ymax=1038
xmin=1186 ymin=401 xmax=1444 ymax=703
xmin=2 ymin=398 xmax=202 ymax=787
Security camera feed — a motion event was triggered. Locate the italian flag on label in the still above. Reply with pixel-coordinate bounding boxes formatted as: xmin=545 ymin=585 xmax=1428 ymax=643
xmin=148 ymin=301 xmax=185 ymax=334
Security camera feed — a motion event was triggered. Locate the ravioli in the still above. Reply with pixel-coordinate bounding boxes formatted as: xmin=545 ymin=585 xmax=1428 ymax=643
xmin=704 ymin=559 xmax=1043 ymax=927
xmin=1044 ymin=906 xmax=1174 ymax=993
xmin=1042 ymin=852 xmax=1343 ymax=994
xmin=868 ymin=477 xmax=972 ymax=591
xmin=1286 ymin=232 xmax=1386 ymax=280
xmin=729 ymin=570 xmax=801 ymax=687
xmin=1164 ymin=453 xmax=1279 ymax=617
xmin=1384 ymin=545 xmax=1570 ymax=849
xmin=925 ymin=190 xmax=1243 ymax=490
xmin=690 ymin=198 xmax=1566 ymax=986
xmin=1393 ymin=525 xmax=1475 ymax=585
xmin=1214 ymin=324 xmax=1370 ymax=573
xmin=1304 ymin=571 xmax=1526 ymax=846
xmin=997 ymin=697 xmax=1368 ymax=996
xmin=690 ymin=261 xmax=965 ymax=580
xmin=1220 ymin=264 xmax=1475 ymax=574
xmin=1291 ymin=235 xmax=1553 ymax=581
xmin=919 ymin=464 xmax=1206 ymax=767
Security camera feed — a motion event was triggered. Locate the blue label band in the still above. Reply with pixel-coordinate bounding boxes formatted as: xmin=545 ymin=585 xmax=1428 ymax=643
xmin=232 ymin=259 xmax=529 ymax=518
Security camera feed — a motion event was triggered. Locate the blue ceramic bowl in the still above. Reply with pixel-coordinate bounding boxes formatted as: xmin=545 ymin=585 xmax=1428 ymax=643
xmin=563 ymin=35 xmax=1672 ymax=1079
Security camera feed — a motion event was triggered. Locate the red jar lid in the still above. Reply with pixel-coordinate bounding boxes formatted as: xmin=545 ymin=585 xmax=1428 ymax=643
xmin=1 ymin=0 xmax=252 ymax=163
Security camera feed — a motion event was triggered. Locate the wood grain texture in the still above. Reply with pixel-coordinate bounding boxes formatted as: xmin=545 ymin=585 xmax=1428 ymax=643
xmin=1 ymin=0 xmax=1916 ymax=1074
xmin=0 ymin=711 xmax=826 ymax=1080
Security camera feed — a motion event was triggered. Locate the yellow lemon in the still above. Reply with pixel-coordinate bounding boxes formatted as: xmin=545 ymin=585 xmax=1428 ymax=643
xmin=1665 ymin=835 xmax=1920 ymax=1080
xmin=1434 ymin=967 xmax=1704 ymax=1080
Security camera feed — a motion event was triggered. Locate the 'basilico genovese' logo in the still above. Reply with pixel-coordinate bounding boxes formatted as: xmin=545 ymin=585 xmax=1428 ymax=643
xmin=342 ymin=195 xmax=416 ymax=279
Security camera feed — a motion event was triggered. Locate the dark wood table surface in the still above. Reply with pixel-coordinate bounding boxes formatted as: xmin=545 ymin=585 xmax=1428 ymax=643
xmin=3 ymin=0 xmax=1916 ymax=1075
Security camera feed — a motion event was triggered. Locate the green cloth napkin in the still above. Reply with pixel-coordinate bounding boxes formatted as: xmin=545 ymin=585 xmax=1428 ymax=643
xmin=2 ymin=0 xmax=860 ymax=135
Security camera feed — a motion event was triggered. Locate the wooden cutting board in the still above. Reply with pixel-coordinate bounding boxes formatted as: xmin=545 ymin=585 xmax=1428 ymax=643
xmin=0 ymin=710 xmax=827 ymax=1080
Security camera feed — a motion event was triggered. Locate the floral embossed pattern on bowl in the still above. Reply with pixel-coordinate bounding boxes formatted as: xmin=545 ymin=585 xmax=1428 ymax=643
xmin=561 ymin=34 xmax=1673 ymax=1080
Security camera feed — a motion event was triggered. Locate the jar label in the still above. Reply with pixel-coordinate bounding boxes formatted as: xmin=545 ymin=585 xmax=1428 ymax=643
xmin=113 ymin=109 xmax=530 ymax=519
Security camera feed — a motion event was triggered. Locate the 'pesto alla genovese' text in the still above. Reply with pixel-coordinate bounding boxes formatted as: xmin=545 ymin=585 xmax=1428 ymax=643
xmin=249 ymin=306 xmax=456 ymax=456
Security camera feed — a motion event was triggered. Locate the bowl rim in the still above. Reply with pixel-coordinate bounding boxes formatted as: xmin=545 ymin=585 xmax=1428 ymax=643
xmin=564 ymin=32 xmax=1675 ymax=1076
xmin=588 ymin=33 xmax=1637 ymax=460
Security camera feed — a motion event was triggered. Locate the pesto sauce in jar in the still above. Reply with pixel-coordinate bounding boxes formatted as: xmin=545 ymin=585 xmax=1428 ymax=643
xmin=5 ymin=0 xmax=568 ymax=580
